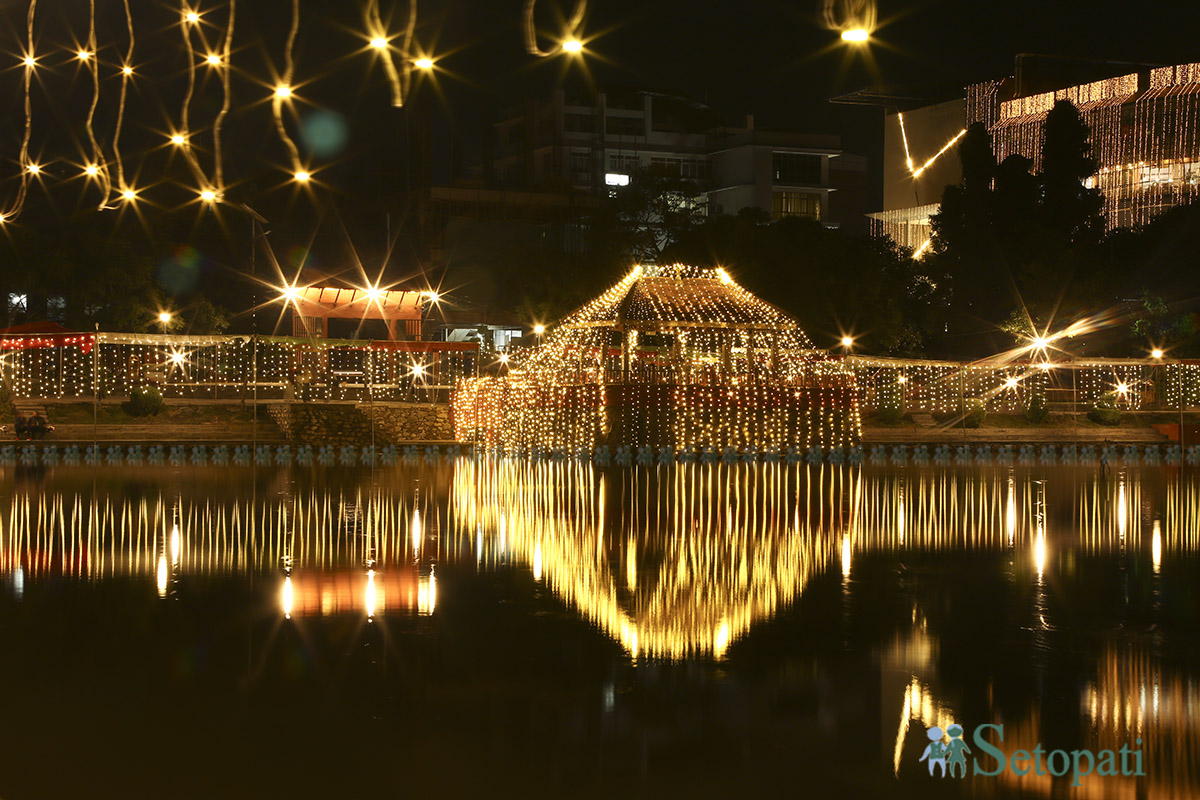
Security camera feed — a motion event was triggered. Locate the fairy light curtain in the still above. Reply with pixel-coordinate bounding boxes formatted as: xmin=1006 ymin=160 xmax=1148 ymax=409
xmin=452 ymin=264 xmax=862 ymax=453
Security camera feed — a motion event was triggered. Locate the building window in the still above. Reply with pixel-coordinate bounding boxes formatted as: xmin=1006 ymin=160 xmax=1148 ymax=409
xmin=8 ymin=293 xmax=27 ymax=314
xmin=606 ymin=116 xmax=643 ymax=137
xmin=605 ymin=173 xmax=630 ymax=186
xmin=569 ymin=152 xmax=591 ymax=173
xmin=772 ymin=152 xmax=822 ymax=185
xmin=772 ymin=191 xmax=821 ymax=221
xmin=609 ymin=154 xmax=640 ymax=173
xmin=564 ymin=113 xmax=595 ymax=133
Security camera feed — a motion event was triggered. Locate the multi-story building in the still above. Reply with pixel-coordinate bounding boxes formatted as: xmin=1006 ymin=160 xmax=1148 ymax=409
xmin=479 ymin=87 xmax=869 ymax=232
xmin=861 ymin=59 xmax=1200 ymax=250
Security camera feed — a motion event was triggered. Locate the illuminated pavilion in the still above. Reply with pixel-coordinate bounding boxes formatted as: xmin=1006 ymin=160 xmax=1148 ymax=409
xmin=452 ymin=264 xmax=861 ymax=454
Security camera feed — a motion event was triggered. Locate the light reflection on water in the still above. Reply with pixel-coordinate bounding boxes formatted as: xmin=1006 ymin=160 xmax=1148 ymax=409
xmin=1 ymin=461 xmax=1198 ymax=796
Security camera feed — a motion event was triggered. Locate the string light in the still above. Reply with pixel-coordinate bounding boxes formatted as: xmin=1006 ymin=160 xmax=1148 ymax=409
xmin=274 ymin=84 xmax=292 ymax=99
xmin=206 ymin=53 xmax=222 ymax=66
xmin=453 ymin=264 xmax=861 ymax=453
xmin=184 ymin=10 xmax=199 ymax=23
xmin=170 ymin=133 xmax=187 ymax=146
xmin=293 ymin=170 xmax=310 ymax=182
xmin=211 ymin=0 xmax=235 ymax=192
xmin=414 ymin=57 xmax=434 ymax=70
xmin=370 ymin=36 xmax=387 ymax=50
xmin=524 ymin=0 xmax=587 ymax=57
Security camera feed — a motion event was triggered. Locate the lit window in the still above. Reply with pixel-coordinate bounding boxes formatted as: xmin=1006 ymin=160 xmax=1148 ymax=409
xmin=605 ymin=173 xmax=630 ymax=186
xmin=771 ymin=191 xmax=821 ymax=221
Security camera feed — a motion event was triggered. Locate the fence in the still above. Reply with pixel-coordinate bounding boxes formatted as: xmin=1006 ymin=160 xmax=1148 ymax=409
xmin=0 ymin=332 xmax=480 ymax=403
xmin=847 ymin=356 xmax=1200 ymax=414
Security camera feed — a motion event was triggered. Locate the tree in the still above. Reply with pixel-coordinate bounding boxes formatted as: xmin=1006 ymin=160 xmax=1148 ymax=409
xmin=614 ymin=165 xmax=706 ymax=263
xmin=663 ymin=213 xmax=943 ymax=356
xmin=1041 ymin=100 xmax=1103 ymax=243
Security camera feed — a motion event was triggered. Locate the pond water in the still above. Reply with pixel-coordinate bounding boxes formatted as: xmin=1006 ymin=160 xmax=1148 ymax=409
xmin=0 ymin=461 xmax=1197 ymax=799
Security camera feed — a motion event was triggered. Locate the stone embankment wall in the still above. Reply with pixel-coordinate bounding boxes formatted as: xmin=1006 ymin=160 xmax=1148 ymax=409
xmin=268 ymin=403 xmax=453 ymax=446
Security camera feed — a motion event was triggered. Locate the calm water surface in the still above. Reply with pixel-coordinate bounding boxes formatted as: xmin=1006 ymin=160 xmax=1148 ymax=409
xmin=1 ymin=460 xmax=1198 ymax=799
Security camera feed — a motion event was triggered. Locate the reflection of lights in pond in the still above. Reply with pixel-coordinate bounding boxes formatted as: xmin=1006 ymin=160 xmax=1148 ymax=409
xmin=156 ymin=556 xmax=168 ymax=598
xmin=365 ymin=569 xmax=377 ymax=618
xmin=1152 ymin=520 xmax=1162 ymax=573
xmin=282 ymin=576 xmax=293 ymax=619
xmin=418 ymin=568 xmax=437 ymax=615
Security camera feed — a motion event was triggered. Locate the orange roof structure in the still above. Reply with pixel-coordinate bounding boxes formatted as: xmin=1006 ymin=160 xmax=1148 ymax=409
xmin=290 ymin=287 xmax=424 ymax=320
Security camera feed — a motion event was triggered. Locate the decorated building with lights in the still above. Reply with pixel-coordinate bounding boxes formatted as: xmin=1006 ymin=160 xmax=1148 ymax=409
xmin=451 ymin=264 xmax=862 ymax=454
xmin=856 ymin=59 xmax=1200 ymax=249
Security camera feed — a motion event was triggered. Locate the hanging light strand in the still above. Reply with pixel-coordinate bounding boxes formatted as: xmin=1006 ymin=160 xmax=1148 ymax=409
xmin=4 ymin=0 xmax=37 ymax=221
xmin=110 ymin=0 xmax=134 ymax=198
xmin=523 ymin=0 xmax=586 ymax=56
xmin=211 ymin=0 xmax=235 ymax=191
xmin=84 ymin=0 xmax=112 ymax=207
xmin=272 ymin=0 xmax=302 ymax=171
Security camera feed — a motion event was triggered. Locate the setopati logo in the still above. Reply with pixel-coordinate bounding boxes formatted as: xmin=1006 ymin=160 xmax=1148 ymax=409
xmin=919 ymin=724 xmax=1145 ymax=787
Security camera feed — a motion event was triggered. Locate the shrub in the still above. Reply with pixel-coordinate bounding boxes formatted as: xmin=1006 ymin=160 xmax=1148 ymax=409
xmin=1024 ymin=394 xmax=1050 ymax=423
xmin=934 ymin=400 xmax=986 ymax=427
xmin=124 ymin=386 xmax=164 ymax=417
xmin=1088 ymin=406 xmax=1122 ymax=426
xmin=963 ymin=400 xmax=986 ymax=428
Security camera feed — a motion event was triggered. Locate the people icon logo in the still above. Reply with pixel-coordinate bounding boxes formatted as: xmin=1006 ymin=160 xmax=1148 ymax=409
xmin=918 ymin=723 xmax=1146 ymax=787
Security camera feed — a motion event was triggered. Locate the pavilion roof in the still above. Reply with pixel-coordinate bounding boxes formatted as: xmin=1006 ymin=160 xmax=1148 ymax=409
xmin=290 ymin=286 xmax=424 ymax=320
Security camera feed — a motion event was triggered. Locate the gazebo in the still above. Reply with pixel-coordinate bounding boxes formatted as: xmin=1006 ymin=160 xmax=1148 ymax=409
xmin=452 ymin=264 xmax=861 ymax=453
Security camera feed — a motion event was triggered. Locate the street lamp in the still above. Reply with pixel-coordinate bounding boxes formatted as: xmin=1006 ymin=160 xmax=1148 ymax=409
xmin=157 ymin=311 xmax=172 ymax=332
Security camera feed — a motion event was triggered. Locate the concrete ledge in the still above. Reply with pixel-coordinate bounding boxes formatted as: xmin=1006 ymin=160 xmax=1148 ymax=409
xmin=863 ymin=426 xmax=1168 ymax=444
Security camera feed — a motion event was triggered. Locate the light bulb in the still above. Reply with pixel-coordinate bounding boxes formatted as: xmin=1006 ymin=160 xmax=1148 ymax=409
xmin=562 ymin=39 xmax=583 ymax=53
xmin=274 ymin=85 xmax=292 ymax=99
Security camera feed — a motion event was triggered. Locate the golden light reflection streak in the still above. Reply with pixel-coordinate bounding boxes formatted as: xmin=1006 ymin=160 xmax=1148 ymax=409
xmin=83 ymin=0 xmax=112 ymax=207
xmin=272 ymin=0 xmax=302 ymax=172
xmin=211 ymin=0 xmax=234 ymax=191
xmin=3 ymin=0 xmax=37 ymax=221
xmin=911 ymin=129 xmax=967 ymax=178
xmin=523 ymin=0 xmax=586 ymax=56
xmin=110 ymin=0 xmax=134 ymax=200
xmin=897 ymin=111 xmax=914 ymax=173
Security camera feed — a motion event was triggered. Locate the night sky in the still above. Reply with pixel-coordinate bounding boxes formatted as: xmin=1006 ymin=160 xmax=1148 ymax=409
xmin=0 ymin=0 xmax=1197 ymax=294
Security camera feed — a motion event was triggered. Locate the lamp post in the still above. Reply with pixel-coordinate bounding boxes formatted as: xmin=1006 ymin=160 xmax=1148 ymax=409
xmin=235 ymin=203 xmax=270 ymax=447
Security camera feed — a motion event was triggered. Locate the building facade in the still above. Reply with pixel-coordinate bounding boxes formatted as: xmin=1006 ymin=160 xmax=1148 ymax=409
xmin=481 ymin=88 xmax=869 ymax=232
xmin=868 ymin=60 xmax=1200 ymax=250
